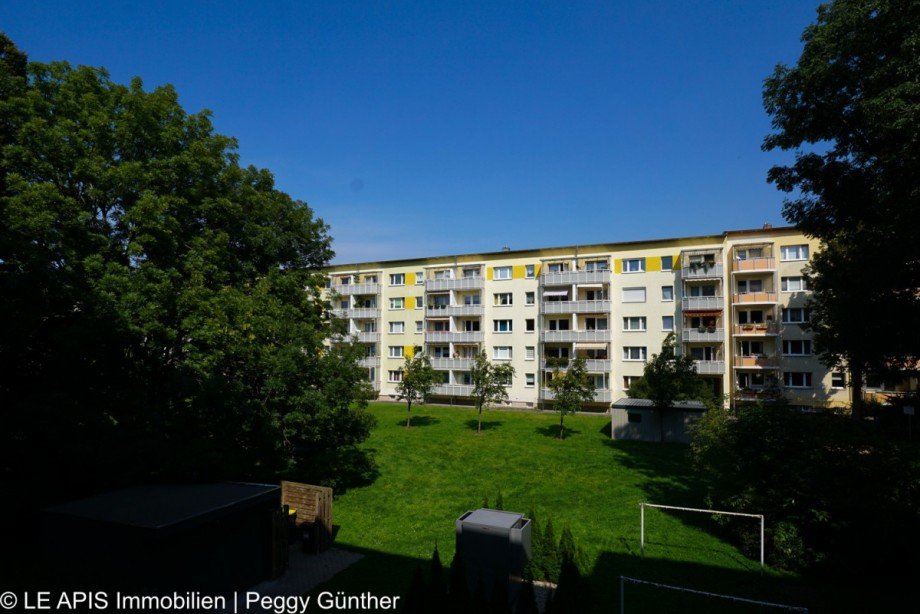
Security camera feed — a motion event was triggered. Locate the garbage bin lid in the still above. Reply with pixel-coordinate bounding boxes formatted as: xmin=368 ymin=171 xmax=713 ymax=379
xmin=462 ymin=509 xmax=523 ymax=530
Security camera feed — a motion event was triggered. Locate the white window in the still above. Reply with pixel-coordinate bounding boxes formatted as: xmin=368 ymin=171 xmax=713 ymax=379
xmin=525 ymin=373 xmax=535 ymax=387
xmin=388 ymin=346 xmax=404 ymax=358
xmin=364 ymin=275 xmax=378 ymax=283
xmin=782 ymin=307 xmax=811 ymax=323
xmin=623 ymin=258 xmax=645 ymax=273
xmin=783 ymin=372 xmax=813 ymax=388
xmin=623 ymin=316 xmax=647 ymax=331
xmin=388 ymin=370 xmax=403 ymax=383
xmin=389 ymin=322 xmax=405 ymax=334
xmin=622 ymin=287 xmax=646 ymax=303
xmin=780 ymin=245 xmax=809 ymax=261
xmin=525 ymin=264 xmax=535 ymax=278
xmin=831 ymin=372 xmax=846 ymax=389
xmin=493 ymin=346 xmax=512 ymax=360
xmin=623 ymin=375 xmax=640 ymax=390
xmin=735 ymin=247 xmax=764 ymax=260
xmin=586 ymin=259 xmax=609 ymax=271
xmin=415 ymin=321 xmax=423 ymax=333
xmin=434 ymin=269 xmax=452 ymax=280
xmin=463 ymin=294 xmax=481 ymax=305
xmin=623 ymin=346 xmax=647 ymax=361
xmin=737 ymin=279 xmax=763 ymax=293
xmin=689 ymin=284 xmax=717 ymax=297
xmin=389 ymin=273 xmax=405 ymax=285
xmin=415 ymin=271 xmax=424 ymax=284
xmin=525 ymin=291 xmax=535 ymax=305
xmin=494 ymin=266 xmax=512 ymax=280
xmin=494 ymin=292 xmax=513 ymax=306
xmin=416 ymin=296 xmax=423 ymax=309
xmin=662 ymin=286 xmax=674 ymax=301
xmin=389 ymin=297 xmax=404 ymax=310
xmin=462 ymin=268 xmax=480 ymax=278
xmin=493 ymin=319 xmax=513 ymax=333
xmin=547 ymin=262 xmax=566 ymax=273
xmin=585 ymin=317 xmax=608 ymax=331
xmin=662 ymin=316 xmax=674 ymax=331
xmin=661 ymin=255 xmax=673 ymax=271
xmin=525 ymin=346 xmax=535 ymax=360
xmin=781 ymin=276 xmax=808 ymax=292
xmin=783 ymin=340 xmax=812 ymax=355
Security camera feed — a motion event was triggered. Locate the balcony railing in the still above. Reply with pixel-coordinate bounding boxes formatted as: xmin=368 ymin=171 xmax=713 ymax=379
xmin=426 ymin=305 xmax=484 ymax=317
xmin=541 ymin=329 xmax=612 ymax=343
xmin=425 ymin=331 xmax=484 ymax=343
xmin=732 ymin=323 xmax=780 ymax=335
xmin=542 ymin=388 xmax=612 ymax=403
xmin=354 ymin=331 xmax=380 ymax=343
xmin=332 ymin=307 xmax=380 ymax=319
xmin=682 ymin=328 xmax=725 ymax=342
xmin=681 ymin=264 xmax=723 ymax=279
xmin=682 ymin=296 xmax=724 ymax=311
xmin=541 ymin=359 xmax=612 ymax=373
xmin=732 ymin=292 xmax=778 ymax=304
xmin=425 ymin=277 xmax=484 ymax=291
xmin=541 ymin=270 xmax=611 ymax=285
xmin=542 ymin=300 xmax=611 ymax=314
xmin=732 ymin=258 xmax=775 ymax=273
xmin=358 ymin=356 xmax=380 ymax=368
xmin=431 ymin=384 xmax=474 ymax=396
xmin=693 ymin=360 xmax=725 ymax=374
xmin=430 ymin=358 xmax=474 ymax=370
xmin=734 ymin=387 xmax=781 ymax=401
xmin=332 ymin=283 xmax=380 ymax=295
xmin=734 ymin=355 xmax=780 ymax=368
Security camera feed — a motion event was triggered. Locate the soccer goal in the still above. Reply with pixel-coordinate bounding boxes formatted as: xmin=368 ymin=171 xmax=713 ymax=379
xmin=619 ymin=576 xmax=808 ymax=613
xmin=639 ymin=502 xmax=766 ymax=572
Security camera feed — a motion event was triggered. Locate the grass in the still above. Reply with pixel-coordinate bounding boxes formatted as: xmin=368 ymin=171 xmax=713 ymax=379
xmin=310 ymin=402 xmax=828 ymax=612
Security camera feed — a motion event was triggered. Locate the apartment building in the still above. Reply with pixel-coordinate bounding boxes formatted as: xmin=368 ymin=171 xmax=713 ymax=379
xmin=325 ymin=226 xmax=852 ymax=411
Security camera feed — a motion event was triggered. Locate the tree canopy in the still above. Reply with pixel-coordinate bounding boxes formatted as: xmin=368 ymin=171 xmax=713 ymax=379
xmin=0 ymin=36 xmax=374 ymax=498
xmin=546 ymin=357 xmax=595 ymax=439
xmin=470 ymin=351 xmax=515 ymax=433
xmin=396 ymin=352 xmax=437 ymax=427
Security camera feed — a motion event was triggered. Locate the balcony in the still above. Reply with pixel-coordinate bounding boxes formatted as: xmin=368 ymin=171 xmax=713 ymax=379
xmin=681 ymin=296 xmax=724 ymax=311
xmin=681 ymin=328 xmax=725 ymax=342
xmin=358 ymin=356 xmax=380 ymax=368
xmin=732 ymin=258 xmax=776 ymax=273
xmin=425 ymin=277 xmax=484 ymax=291
xmin=541 ymin=329 xmax=612 ymax=343
xmin=425 ymin=331 xmax=484 ymax=343
xmin=693 ymin=360 xmax=725 ymax=375
xmin=332 ymin=283 xmax=380 ymax=295
xmin=431 ymin=384 xmax=474 ymax=396
xmin=354 ymin=331 xmax=380 ymax=343
xmin=541 ymin=270 xmax=611 ymax=285
xmin=426 ymin=305 xmax=484 ymax=317
xmin=734 ymin=355 xmax=780 ymax=369
xmin=732 ymin=323 xmax=780 ymax=336
xmin=542 ymin=388 xmax=612 ymax=403
xmin=542 ymin=300 xmax=611 ymax=314
xmin=732 ymin=292 xmax=778 ymax=305
xmin=331 ymin=307 xmax=380 ymax=319
xmin=430 ymin=358 xmax=474 ymax=370
xmin=734 ymin=387 xmax=780 ymax=401
xmin=681 ymin=263 xmax=724 ymax=279
xmin=541 ymin=359 xmax=612 ymax=373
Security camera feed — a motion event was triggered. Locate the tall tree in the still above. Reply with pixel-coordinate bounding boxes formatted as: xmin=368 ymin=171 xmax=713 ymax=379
xmin=0 ymin=38 xmax=375 ymax=499
xmin=546 ymin=357 xmax=595 ymax=439
xmin=470 ymin=351 xmax=515 ymax=433
xmin=396 ymin=352 xmax=437 ymax=427
xmin=762 ymin=0 xmax=920 ymax=417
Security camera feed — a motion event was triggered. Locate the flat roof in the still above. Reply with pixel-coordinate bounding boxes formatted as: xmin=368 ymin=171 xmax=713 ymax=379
xmin=612 ymin=398 xmax=708 ymax=412
xmin=462 ymin=508 xmax=524 ymax=530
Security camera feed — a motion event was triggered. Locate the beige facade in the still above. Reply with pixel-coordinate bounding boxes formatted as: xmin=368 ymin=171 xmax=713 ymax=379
xmin=326 ymin=226 xmax=853 ymax=410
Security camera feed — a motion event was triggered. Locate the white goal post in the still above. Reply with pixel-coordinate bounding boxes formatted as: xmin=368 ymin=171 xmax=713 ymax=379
xmin=640 ymin=502 xmax=765 ymax=572
xmin=619 ymin=576 xmax=808 ymax=613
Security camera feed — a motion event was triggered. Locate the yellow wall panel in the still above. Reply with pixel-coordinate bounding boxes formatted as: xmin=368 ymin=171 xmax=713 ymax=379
xmin=535 ymin=263 xmax=542 ymax=276
xmin=406 ymin=296 xmax=415 ymax=310
xmin=646 ymin=256 xmax=661 ymax=272
xmin=614 ymin=259 xmax=622 ymax=274
xmin=406 ymin=272 xmax=416 ymax=285
xmin=486 ymin=267 xmax=494 ymax=280
xmin=512 ymin=265 xmax=526 ymax=279
xmin=404 ymin=345 xmax=414 ymax=358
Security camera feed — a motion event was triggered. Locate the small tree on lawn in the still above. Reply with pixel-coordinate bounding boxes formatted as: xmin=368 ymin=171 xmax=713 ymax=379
xmin=470 ymin=351 xmax=515 ymax=433
xmin=546 ymin=357 xmax=596 ymax=439
xmin=396 ymin=352 xmax=437 ymax=427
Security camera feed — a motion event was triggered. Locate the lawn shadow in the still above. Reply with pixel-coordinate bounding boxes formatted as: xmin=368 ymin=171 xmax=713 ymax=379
xmin=534 ymin=424 xmax=582 ymax=438
xmin=465 ymin=419 xmax=503 ymax=431
xmin=398 ymin=415 xmax=441 ymax=428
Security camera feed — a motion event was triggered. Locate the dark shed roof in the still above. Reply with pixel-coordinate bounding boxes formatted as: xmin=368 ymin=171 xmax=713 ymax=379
xmin=612 ymin=398 xmax=708 ymax=412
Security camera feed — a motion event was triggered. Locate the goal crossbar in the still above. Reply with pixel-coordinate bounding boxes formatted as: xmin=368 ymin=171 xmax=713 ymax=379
xmin=619 ymin=576 xmax=808 ymax=613
xmin=640 ymin=502 xmax=765 ymax=572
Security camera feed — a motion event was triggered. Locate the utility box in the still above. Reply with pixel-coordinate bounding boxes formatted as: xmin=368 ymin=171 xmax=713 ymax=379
xmin=456 ymin=509 xmax=531 ymax=596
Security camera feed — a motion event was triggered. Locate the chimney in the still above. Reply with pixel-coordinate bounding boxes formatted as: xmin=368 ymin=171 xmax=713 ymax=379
xmin=763 ymin=223 xmax=773 ymax=230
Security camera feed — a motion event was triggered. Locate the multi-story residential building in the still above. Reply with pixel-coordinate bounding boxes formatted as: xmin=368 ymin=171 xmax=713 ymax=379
xmin=325 ymin=226 xmax=853 ymax=411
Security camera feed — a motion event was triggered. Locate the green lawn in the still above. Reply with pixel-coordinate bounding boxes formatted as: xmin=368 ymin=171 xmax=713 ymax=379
xmin=311 ymin=402 xmax=820 ymax=612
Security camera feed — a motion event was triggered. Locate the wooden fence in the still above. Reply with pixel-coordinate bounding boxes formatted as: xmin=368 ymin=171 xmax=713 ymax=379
xmin=280 ymin=481 xmax=333 ymax=553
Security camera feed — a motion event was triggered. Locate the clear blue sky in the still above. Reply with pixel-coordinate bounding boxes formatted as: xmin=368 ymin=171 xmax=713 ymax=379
xmin=1 ymin=1 xmax=818 ymax=264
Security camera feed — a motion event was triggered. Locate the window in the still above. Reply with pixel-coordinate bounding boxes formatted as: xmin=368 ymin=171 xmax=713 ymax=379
xmin=623 ymin=316 xmax=647 ymax=331
xmin=525 ymin=319 xmax=535 ymax=332
xmin=463 ymin=293 xmax=481 ymax=305
xmin=783 ymin=340 xmax=812 ymax=355
xmin=623 ymin=258 xmax=645 ymax=273
xmin=623 ymin=375 xmax=640 ymax=390
xmin=388 ymin=370 xmax=403 ymax=383
xmin=737 ymin=372 xmax=766 ymax=388
xmin=548 ymin=319 xmax=571 ymax=331
xmin=389 ymin=322 xmax=405 ymax=334
xmin=462 ymin=319 xmax=481 ymax=332
xmin=525 ymin=264 xmax=535 ymax=278
xmin=494 ymin=266 xmax=512 ymax=280
xmin=735 ymin=247 xmax=764 ymax=260
xmin=662 ymin=286 xmax=674 ymax=301
xmin=737 ymin=279 xmax=763 ymax=293
xmin=689 ymin=285 xmax=717 ymax=297
xmin=585 ymin=317 xmax=608 ymax=330
xmin=433 ymin=269 xmax=452 ymax=280
xmin=783 ymin=372 xmax=813 ymax=388
xmin=831 ymin=372 xmax=846 ymax=389
xmin=662 ymin=316 xmax=674 ymax=331
xmin=627 ymin=412 xmax=642 ymax=424
xmin=781 ymin=276 xmax=808 ymax=292
xmin=525 ymin=291 xmax=535 ymax=305
xmin=339 ymin=276 xmax=352 ymax=285
xmin=661 ymin=255 xmax=673 ymax=271
xmin=388 ymin=346 xmax=404 ymax=358
xmin=738 ymin=310 xmax=765 ymax=324
xmin=782 ymin=307 xmax=811 ymax=323
xmin=586 ymin=259 xmax=609 ymax=271
xmin=493 ymin=346 xmax=512 ymax=360
xmin=525 ymin=373 xmax=535 ymax=387
xmin=494 ymin=292 xmax=513 ymax=306
xmin=780 ymin=245 xmax=809 ymax=261
xmin=738 ymin=340 xmax=764 ymax=356
xmin=364 ymin=275 xmax=378 ymax=283
xmin=415 ymin=321 xmax=424 ymax=333
xmin=462 ymin=268 xmax=481 ymax=278
xmin=525 ymin=346 xmax=535 ymax=360
xmin=690 ymin=346 xmax=718 ymax=360
xmin=622 ymin=287 xmax=646 ymax=303
xmin=389 ymin=273 xmax=405 ymax=285
xmin=415 ymin=271 xmax=424 ymax=284
xmin=389 ymin=297 xmax=405 ymax=310
xmin=623 ymin=346 xmax=647 ymax=361
xmin=493 ymin=319 xmax=513 ymax=333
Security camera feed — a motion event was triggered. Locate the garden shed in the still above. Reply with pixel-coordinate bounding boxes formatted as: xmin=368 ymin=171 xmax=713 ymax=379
xmin=610 ymin=398 xmax=707 ymax=443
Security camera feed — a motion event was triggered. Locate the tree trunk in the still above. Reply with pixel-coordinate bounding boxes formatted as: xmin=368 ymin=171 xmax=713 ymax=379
xmin=850 ymin=360 xmax=864 ymax=420
xmin=406 ymin=400 xmax=412 ymax=427
xmin=478 ymin=404 xmax=483 ymax=433
xmin=559 ymin=413 xmax=565 ymax=439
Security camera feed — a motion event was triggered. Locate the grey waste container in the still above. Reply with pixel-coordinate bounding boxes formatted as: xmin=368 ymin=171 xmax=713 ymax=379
xmin=456 ymin=509 xmax=532 ymax=599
